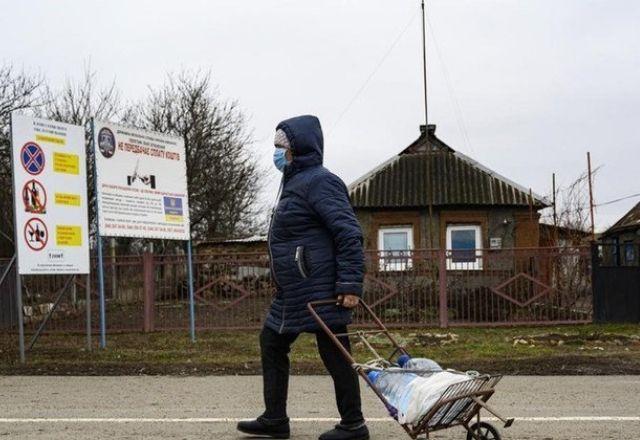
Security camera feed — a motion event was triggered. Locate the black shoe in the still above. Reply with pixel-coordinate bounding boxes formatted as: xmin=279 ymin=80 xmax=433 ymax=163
xmin=237 ymin=416 xmax=290 ymax=439
xmin=319 ymin=423 xmax=369 ymax=440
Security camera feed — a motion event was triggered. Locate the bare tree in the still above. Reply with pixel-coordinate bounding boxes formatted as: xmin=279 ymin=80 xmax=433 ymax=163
xmin=0 ymin=65 xmax=45 ymax=256
xmin=39 ymin=66 xmax=122 ymax=244
xmin=543 ymin=170 xmax=598 ymax=312
xmin=129 ymin=71 xmax=264 ymax=249
xmin=41 ymin=66 xmax=120 ymax=126
xmin=544 ymin=169 xmax=599 ymax=245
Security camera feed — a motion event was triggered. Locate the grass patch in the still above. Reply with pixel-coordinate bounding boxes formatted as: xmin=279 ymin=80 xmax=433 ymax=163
xmin=1 ymin=323 xmax=639 ymax=375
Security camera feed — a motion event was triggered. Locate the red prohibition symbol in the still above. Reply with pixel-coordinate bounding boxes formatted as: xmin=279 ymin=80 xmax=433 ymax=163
xmin=20 ymin=142 xmax=45 ymax=176
xmin=24 ymin=217 xmax=48 ymax=251
xmin=22 ymin=179 xmax=47 ymax=214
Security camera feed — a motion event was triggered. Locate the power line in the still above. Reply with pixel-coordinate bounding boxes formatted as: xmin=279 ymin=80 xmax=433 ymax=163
xmin=596 ymin=192 xmax=640 ymax=207
xmin=555 ymin=192 xmax=640 ymax=212
xmin=425 ymin=12 xmax=474 ymax=154
xmin=329 ymin=10 xmax=419 ymax=134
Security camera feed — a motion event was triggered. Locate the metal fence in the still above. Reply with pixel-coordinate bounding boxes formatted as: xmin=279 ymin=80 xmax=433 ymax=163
xmin=0 ymin=257 xmax=18 ymax=330
xmin=593 ymin=242 xmax=640 ymax=323
xmin=0 ymin=246 xmax=593 ymax=335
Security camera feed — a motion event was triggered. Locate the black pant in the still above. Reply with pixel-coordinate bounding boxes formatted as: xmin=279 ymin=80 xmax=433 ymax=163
xmin=260 ymin=325 xmax=364 ymax=425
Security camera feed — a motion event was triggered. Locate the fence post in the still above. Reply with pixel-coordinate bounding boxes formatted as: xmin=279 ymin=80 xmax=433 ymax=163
xmin=438 ymin=249 xmax=449 ymax=328
xmin=591 ymin=242 xmax=601 ymax=323
xmin=143 ymin=252 xmax=155 ymax=333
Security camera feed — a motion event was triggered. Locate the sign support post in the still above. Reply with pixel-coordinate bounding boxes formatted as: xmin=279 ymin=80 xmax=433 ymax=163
xmin=96 ymin=230 xmax=106 ymax=348
xmin=90 ymin=119 xmax=107 ymax=349
xmin=27 ymin=275 xmax=75 ymax=350
xmin=187 ymin=239 xmax=196 ymax=342
xmin=9 ymin=118 xmax=25 ymax=363
xmin=86 ymin=273 xmax=92 ymax=351
xmin=15 ymin=273 xmax=25 ymax=363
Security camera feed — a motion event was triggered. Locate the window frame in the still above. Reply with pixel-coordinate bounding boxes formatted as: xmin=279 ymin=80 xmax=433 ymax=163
xmin=623 ymin=240 xmax=636 ymax=266
xmin=377 ymin=226 xmax=414 ymax=271
xmin=612 ymin=237 xmax=620 ymax=266
xmin=446 ymin=224 xmax=483 ymax=270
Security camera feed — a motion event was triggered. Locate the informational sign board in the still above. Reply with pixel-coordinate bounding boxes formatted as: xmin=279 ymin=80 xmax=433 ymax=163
xmin=11 ymin=114 xmax=90 ymax=274
xmin=93 ymin=121 xmax=190 ymax=240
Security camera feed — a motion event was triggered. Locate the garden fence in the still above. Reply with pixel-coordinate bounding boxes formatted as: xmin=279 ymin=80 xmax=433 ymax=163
xmin=0 ymin=246 xmax=593 ymax=335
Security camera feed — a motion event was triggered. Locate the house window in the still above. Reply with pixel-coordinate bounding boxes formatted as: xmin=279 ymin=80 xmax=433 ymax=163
xmin=446 ymin=225 xmax=483 ymax=270
xmin=612 ymin=237 xmax=620 ymax=266
xmin=624 ymin=241 xmax=636 ymax=266
xmin=378 ymin=226 xmax=414 ymax=271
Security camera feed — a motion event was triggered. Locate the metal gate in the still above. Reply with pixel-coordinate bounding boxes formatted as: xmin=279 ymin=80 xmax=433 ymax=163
xmin=0 ymin=257 xmax=18 ymax=330
xmin=592 ymin=242 xmax=640 ymax=322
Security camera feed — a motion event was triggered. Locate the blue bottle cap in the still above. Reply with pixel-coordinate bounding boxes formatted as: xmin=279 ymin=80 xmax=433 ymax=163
xmin=367 ymin=370 xmax=381 ymax=383
xmin=397 ymin=354 xmax=412 ymax=367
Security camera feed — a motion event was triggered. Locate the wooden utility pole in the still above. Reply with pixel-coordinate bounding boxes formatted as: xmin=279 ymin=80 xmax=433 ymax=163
xmin=552 ymin=173 xmax=558 ymax=245
xmin=552 ymin=173 xmax=558 ymax=227
xmin=587 ymin=152 xmax=596 ymax=241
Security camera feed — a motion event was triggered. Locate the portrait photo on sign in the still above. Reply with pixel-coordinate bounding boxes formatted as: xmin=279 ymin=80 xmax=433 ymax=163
xmin=98 ymin=127 xmax=116 ymax=158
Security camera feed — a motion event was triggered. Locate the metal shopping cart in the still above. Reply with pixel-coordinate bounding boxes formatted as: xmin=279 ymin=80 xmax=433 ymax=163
xmin=308 ymin=300 xmax=514 ymax=440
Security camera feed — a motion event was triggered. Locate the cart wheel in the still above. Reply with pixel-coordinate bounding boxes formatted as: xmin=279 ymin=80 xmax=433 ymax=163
xmin=466 ymin=422 xmax=501 ymax=440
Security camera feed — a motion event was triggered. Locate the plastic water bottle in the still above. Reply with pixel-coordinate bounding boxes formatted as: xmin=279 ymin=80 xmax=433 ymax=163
xmin=397 ymin=354 xmax=443 ymax=372
xmin=367 ymin=370 xmax=420 ymax=420
xmin=368 ymin=369 xmax=471 ymax=424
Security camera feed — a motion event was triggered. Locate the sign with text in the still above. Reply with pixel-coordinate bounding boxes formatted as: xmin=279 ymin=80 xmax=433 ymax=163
xmin=11 ymin=114 xmax=90 ymax=274
xmin=93 ymin=121 xmax=190 ymax=240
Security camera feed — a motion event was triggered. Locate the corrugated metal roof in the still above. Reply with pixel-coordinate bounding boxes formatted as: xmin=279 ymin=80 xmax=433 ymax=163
xmin=199 ymin=235 xmax=268 ymax=245
xmin=603 ymin=202 xmax=640 ymax=236
xmin=348 ymin=126 xmax=548 ymax=209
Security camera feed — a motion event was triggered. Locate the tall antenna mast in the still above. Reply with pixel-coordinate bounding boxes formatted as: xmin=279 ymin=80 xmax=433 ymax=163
xmin=422 ymin=1 xmax=434 ymax=247
xmin=421 ymin=0 xmax=429 ymax=127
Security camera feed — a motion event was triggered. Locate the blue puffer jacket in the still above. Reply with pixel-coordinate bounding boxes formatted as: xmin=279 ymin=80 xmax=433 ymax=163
xmin=265 ymin=115 xmax=365 ymax=334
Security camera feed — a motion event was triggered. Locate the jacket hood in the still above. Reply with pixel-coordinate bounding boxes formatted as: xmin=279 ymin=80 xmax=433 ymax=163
xmin=276 ymin=115 xmax=323 ymax=175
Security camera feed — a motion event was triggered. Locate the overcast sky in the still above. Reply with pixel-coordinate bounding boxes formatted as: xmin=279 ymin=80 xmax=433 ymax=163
xmin=2 ymin=0 xmax=639 ymax=231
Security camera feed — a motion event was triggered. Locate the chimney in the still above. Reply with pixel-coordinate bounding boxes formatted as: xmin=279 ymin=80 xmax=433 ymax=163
xmin=419 ymin=124 xmax=436 ymax=136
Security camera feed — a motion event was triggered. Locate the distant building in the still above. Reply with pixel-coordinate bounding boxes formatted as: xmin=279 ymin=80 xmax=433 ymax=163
xmin=348 ymin=125 xmax=549 ymax=269
xmin=539 ymin=223 xmax=590 ymax=247
xmin=197 ymin=235 xmax=269 ymax=280
xmin=197 ymin=235 xmax=267 ymax=254
xmin=593 ymin=202 xmax=640 ymax=322
xmin=599 ymin=202 xmax=640 ymax=266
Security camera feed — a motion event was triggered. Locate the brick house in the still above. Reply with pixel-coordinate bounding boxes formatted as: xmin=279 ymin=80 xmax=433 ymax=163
xmin=348 ymin=125 xmax=549 ymax=269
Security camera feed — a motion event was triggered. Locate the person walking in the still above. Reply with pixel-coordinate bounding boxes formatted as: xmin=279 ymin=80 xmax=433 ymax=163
xmin=237 ymin=115 xmax=369 ymax=440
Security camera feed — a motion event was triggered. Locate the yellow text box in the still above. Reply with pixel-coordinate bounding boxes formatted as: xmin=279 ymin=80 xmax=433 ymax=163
xmin=36 ymin=134 xmax=65 ymax=146
xmin=53 ymin=152 xmax=79 ymax=175
xmin=56 ymin=225 xmax=82 ymax=246
xmin=165 ymin=215 xmax=183 ymax=223
xmin=55 ymin=193 xmax=81 ymax=207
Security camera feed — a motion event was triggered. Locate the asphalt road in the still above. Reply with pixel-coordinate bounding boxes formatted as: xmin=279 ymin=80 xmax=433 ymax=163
xmin=0 ymin=376 xmax=638 ymax=439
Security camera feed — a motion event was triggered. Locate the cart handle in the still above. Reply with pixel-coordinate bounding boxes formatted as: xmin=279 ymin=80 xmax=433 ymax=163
xmin=307 ymin=299 xmax=409 ymax=365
